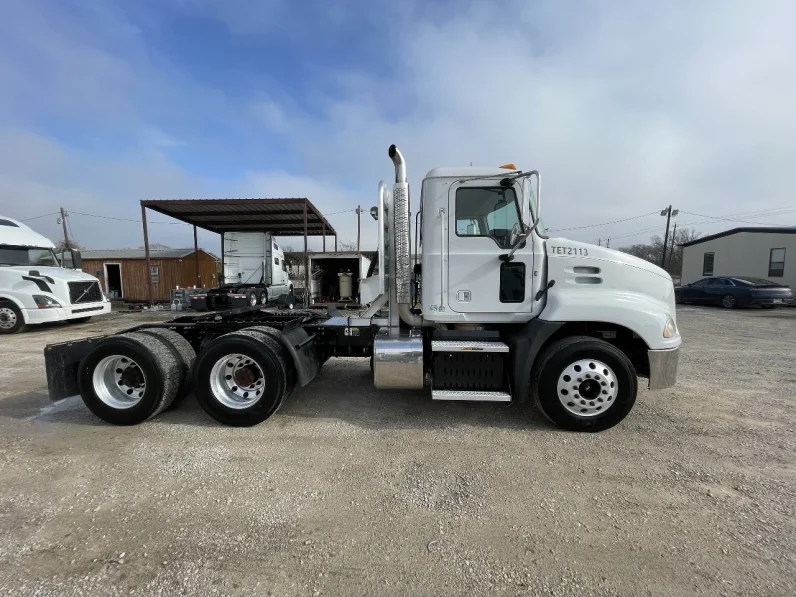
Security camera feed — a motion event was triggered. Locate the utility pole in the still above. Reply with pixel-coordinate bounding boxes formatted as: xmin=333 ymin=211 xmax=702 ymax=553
xmin=668 ymin=223 xmax=677 ymax=271
xmin=58 ymin=207 xmax=70 ymax=249
xmin=660 ymin=205 xmax=679 ymax=268
xmin=606 ymin=238 xmax=610 ymax=248
xmin=356 ymin=205 xmax=362 ymax=255
xmin=598 ymin=239 xmax=601 ymax=247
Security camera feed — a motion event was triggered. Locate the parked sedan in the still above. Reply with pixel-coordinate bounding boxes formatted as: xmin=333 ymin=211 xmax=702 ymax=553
xmin=675 ymin=277 xmax=793 ymax=309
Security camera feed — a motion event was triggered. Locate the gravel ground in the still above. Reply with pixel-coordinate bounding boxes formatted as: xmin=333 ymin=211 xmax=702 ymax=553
xmin=0 ymin=307 xmax=794 ymax=596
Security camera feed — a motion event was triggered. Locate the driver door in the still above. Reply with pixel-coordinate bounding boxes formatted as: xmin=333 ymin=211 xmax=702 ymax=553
xmin=446 ymin=181 xmax=535 ymax=314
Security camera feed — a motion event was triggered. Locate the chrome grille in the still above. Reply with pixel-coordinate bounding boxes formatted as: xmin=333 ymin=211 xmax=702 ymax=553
xmin=68 ymin=281 xmax=102 ymax=304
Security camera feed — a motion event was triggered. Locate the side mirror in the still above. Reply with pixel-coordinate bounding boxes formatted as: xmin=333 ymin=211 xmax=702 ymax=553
xmin=70 ymin=249 xmax=82 ymax=269
xmin=501 ymin=171 xmax=541 ymax=261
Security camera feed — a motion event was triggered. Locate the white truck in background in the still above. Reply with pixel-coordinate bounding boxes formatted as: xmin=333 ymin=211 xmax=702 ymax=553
xmin=0 ymin=216 xmax=110 ymax=334
xmin=190 ymin=232 xmax=293 ymax=310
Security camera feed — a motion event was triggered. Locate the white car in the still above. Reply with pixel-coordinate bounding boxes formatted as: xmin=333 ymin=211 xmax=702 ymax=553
xmin=0 ymin=216 xmax=111 ymax=334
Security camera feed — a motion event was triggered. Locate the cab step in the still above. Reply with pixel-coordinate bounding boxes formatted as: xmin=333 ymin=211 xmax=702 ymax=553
xmin=431 ymin=340 xmax=509 ymax=353
xmin=431 ymin=390 xmax=512 ymax=402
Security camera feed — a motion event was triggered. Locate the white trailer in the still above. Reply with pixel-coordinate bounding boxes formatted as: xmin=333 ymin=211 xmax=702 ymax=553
xmin=44 ymin=145 xmax=680 ymax=432
xmin=0 ymin=216 xmax=110 ymax=334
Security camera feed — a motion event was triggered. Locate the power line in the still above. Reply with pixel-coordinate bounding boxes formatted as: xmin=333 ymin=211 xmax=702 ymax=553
xmin=679 ymin=210 xmax=796 ymax=226
xmin=324 ymin=208 xmax=358 ymax=216
xmin=551 ymin=211 xmax=659 ymax=232
xmin=21 ymin=212 xmax=59 ymax=222
xmin=70 ymin=210 xmax=186 ymax=225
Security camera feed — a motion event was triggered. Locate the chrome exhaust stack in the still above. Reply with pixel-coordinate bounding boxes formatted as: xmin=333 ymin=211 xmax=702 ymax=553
xmin=388 ymin=145 xmax=424 ymax=327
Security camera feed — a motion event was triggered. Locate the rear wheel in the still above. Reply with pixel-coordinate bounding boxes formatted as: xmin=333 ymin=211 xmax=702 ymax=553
xmin=193 ymin=332 xmax=290 ymax=426
xmin=531 ymin=336 xmax=637 ymax=432
xmin=137 ymin=328 xmax=196 ymax=405
xmin=0 ymin=301 xmax=26 ymax=334
xmin=77 ymin=333 xmax=181 ymax=425
xmin=721 ymin=294 xmax=737 ymax=309
xmin=246 ymin=289 xmax=258 ymax=307
xmin=258 ymin=289 xmax=268 ymax=305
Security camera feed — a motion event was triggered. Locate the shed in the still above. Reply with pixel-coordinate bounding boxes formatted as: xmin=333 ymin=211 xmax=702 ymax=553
xmin=81 ymin=248 xmax=219 ymax=301
xmin=681 ymin=227 xmax=796 ymax=288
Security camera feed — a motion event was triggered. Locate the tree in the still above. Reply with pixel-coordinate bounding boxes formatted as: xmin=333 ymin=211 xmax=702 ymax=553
xmin=617 ymin=227 xmax=700 ymax=277
xmin=337 ymin=240 xmax=358 ymax=252
xmin=54 ymin=239 xmax=84 ymax=252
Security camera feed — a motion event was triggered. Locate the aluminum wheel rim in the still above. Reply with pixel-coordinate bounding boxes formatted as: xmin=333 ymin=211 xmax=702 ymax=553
xmin=722 ymin=295 xmax=734 ymax=308
xmin=209 ymin=353 xmax=265 ymax=409
xmin=0 ymin=307 xmax=17 ymax=330
xmin=93 ymin=355 xmax=147 ymax=409
xmin=249 ymin=294 xmax=257 ymax=307
xmin=260 ymin=293 xmax=267 ymax=305
xmin=556 ymin=359 xmax=618 ymax=417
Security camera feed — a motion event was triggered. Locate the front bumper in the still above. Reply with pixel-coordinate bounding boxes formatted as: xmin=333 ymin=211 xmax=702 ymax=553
xmin=648 ymin=347 xmax=679 ymax=390
xmin=24 ymin=301 xmax=111 ymax=325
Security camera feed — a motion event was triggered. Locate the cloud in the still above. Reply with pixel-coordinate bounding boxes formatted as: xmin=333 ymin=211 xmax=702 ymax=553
xmin=1 ymin=0 xmax=795 ymax=259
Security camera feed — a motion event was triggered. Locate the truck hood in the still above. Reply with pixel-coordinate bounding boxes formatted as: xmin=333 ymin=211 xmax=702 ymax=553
xmin=1 ymin=265 xmax=100 ymax=282
xmin=548 ymin=238 xmax=672 ymax=281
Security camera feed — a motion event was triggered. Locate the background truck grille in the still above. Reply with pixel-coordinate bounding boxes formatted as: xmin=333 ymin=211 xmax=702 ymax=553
xmin=68 ymin=281 xmax=102 ymax=304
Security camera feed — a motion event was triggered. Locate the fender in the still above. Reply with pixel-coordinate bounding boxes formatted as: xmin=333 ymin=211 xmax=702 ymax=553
xmin=540 ymin=289 xmax=680 ymax=351
xmin=0 ymin=294 xmax=28 ymax=323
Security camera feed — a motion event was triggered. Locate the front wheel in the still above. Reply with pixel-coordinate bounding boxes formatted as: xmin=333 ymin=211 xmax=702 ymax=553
xmin=258 ymin=289 xmax=268 ymax=305
xmin=0 ymin=301 xmax=26 ymax=334
xmin=531 ymin=336 xmax=637 ymax=432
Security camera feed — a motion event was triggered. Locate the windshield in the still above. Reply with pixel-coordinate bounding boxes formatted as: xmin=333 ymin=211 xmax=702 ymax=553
xmin=0 ymin=246 xmax=59 ymax=267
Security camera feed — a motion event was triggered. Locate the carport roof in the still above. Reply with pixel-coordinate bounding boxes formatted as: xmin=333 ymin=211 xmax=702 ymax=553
xmin=140 ymin=198 xmax=337 ymax=237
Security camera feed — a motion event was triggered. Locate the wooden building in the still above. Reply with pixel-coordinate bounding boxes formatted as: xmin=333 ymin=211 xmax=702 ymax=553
xmin=81 ymin=249 xmax=218 ymax=301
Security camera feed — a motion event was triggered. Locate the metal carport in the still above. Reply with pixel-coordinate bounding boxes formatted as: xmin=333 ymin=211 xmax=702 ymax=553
xmin=139 ymin=198 xmax=337 ymax=306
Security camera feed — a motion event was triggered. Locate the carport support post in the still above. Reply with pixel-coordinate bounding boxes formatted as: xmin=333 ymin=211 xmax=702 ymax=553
xmin=141 ymin=204 xmax=154 ymax=307
xmin=303 ymin=200 xmax=309 ymax=306
xmin=193 ymin=225 xmax=200 ymax=286
xmin=335 ymin=235 xmax=338 ymax=252
xmin=322 ymin=224 xmax=326 ymax=252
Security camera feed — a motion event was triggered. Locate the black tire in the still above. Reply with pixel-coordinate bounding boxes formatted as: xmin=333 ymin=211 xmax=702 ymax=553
xmin=137 ymin=328 xmax=196 ymax=404
xmin=721 ymin=294 xmax=737 ymax=309
xmin=238 ymin=327 xmax=296 ymax=405
xmin=0 ymin=300 xmax=26 ymax=334
xmin=77 ymin=333 xmax=181 ymax=425
xmin=531 ymin=336 xmax=637 ymax=432
xmin=69 ymin=316 xmax=92 ymax=324
xmin=246 ymin=289 xmax=258 ymax=307
xmin=193 ymin=331 xmax=288 ymax=426
xmin=258 ymin=289 xmax=268 ymax=305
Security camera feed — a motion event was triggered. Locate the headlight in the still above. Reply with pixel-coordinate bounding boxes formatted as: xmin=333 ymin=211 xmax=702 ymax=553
xmin=663 ymin=318 xmax=677 ymax=338
xmin=33 ymin=295 xmax=63 ymax=309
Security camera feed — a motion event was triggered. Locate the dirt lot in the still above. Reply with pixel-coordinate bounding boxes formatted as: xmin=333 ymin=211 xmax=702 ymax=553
xmin=0 ymin=307 xmax=794 ymax=596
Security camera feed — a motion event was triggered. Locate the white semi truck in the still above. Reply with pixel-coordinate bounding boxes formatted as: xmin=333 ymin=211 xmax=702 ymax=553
xmin=43 ymin=146 xmax=680 ymax=432
xmin=189 ymin=232 xmax=293 ymax=310
xmin=0 ymin=216 xmax=111 ymax=334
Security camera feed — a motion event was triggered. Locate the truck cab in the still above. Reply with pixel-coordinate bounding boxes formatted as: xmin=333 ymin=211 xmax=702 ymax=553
xmin=0 ymin=216 xmax=111 ymax=334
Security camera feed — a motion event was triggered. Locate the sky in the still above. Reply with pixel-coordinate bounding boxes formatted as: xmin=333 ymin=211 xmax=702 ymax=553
xmin=0 ymin=0 xmax=795 ymax=253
